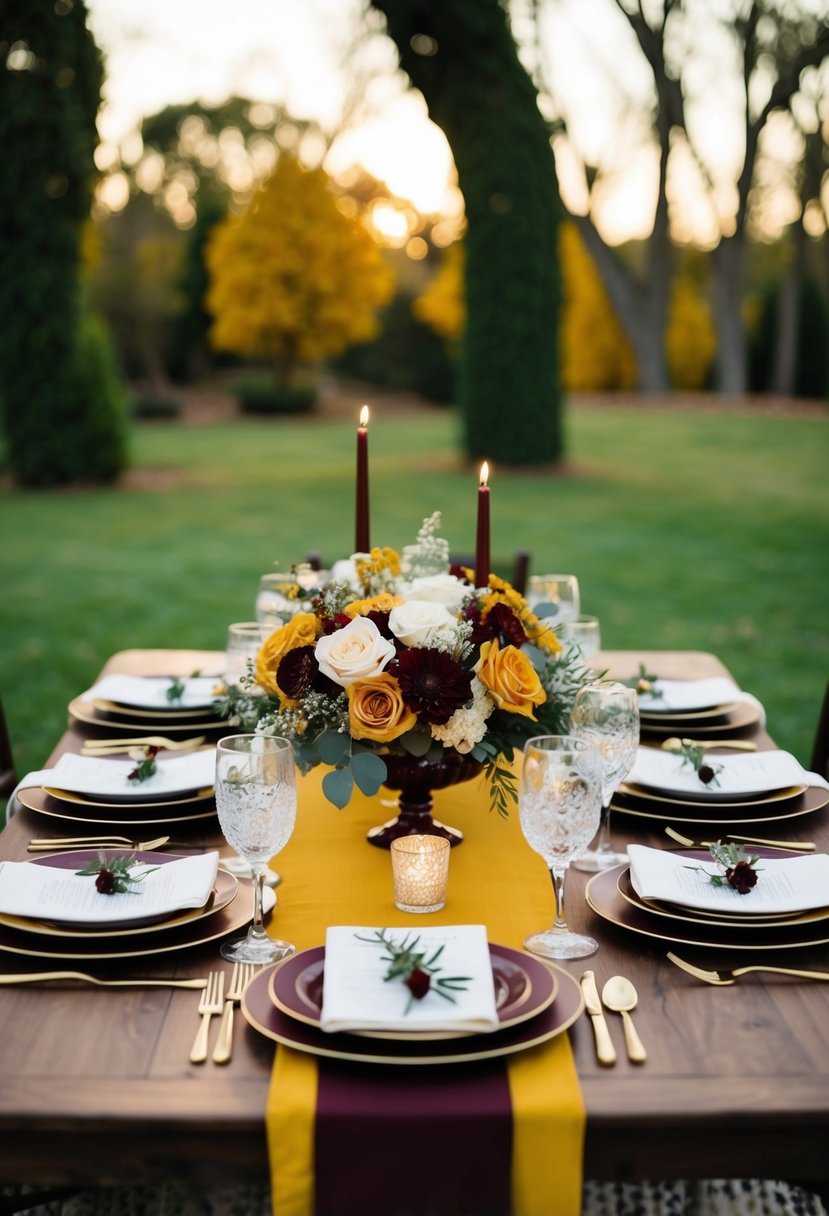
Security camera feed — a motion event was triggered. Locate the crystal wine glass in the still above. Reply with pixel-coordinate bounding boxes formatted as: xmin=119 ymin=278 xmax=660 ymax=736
xmin=215 ymin=734 xmax=297 ymax=963
xmin=519 ymin=735 xmax=603 ymax=959
xmin=570 ymin=681 xmax=640 ymax=872
xmin=526 ymin=574 xmax=580 ymax=625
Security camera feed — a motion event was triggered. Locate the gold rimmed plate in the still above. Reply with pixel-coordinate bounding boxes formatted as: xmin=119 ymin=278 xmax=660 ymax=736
xmin=586 ymin=862 xmax=829 ymax=952
xmin=639 ymin=701 xmax=761 ymax=737
xmin=40 ymin=786 xmax=215 ymax=812
xmin=0 ymin=851 xmax=238 ymax=939
xmin=619 ymin=781 xmax=808 ymax=809
xmin=16 ymin=787 xmax=218 ymax=829
xmin=68 ymin=696 xmax=226 ymax=736
xmin=269 ymin=943 xmax=558 ymax=1042
xmin=610 ymin=784 xmax=827 ymax=827
xmin=616 ymin=857 xmax=829 ymax=930
xmin=92 ymin=699 xmax=221 ymax=722
xmin=243 ymin=959 xmax=582 ymax=1066
xmin=638 ymin=701 xmax=738 ymax=724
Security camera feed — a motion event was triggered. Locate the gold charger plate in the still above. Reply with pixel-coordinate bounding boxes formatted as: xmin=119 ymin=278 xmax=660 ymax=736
xmin=243 ymin=958 xmax=582 ymax=1066
xmin=68 ymin=696 xmax=226 ymax=736
xmin=0 ymin=851 xmax=238 ymax=939
xmin=41 ymin=784 xmax=215 ymax=811
xmin=586 ymin=863 xmax=829 ymax=952
xmin=639 ymin=701 xmax=761 ymax=737
xmin=638 ymin=701 xmax=738 ymax=724
xmin=16 ymin=787 xmax=218 ymax=829
xmin=0 ymin=872 xmax=264 ymax=961
xmin=610 ymin=784 xmax=828 ymax=827
xmin=619 ymin=781 xmax=808 ymax=809
xmin=616 ymin=854 xmax=829 ymax=930
xmin=92 ymin=698 xmax=221 ymax=722
xmin=268 ymin=943 xmax=558 ymax=1041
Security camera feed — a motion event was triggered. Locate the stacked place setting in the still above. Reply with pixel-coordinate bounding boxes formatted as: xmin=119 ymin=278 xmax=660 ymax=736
xmin=634 ymin=674 xmax=765 ymax=739
xmin=586 ymin=741 xmax=829 ymax=953
xmin=0 ymin=845 xmax=263 ymax=965
xmin=241 ymin=924 xmax=585 ymax=1066
xmin=67 ymin=672 xmax=228 ymax=738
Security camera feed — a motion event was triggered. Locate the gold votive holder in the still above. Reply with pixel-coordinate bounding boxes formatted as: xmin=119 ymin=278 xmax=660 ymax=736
xmin=390 ymin=834 xmax=450 ymax=914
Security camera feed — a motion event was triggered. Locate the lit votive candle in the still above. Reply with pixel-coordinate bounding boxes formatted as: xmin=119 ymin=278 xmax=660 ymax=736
xmin=390 ymin=835 xmax=450 ymax=914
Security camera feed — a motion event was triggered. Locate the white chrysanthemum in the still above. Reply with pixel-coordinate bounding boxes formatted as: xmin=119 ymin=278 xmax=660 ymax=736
xmin=431 ymin=678 xmax=495 ymax=754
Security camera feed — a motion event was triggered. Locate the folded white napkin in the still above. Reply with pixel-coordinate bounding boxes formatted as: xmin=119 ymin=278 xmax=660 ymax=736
xmin=626 ymin=746 xmax=829 ymax=800
xmin=9 ymin=749 xmax=216 ymax=811
xmin=84 ymin=674 xmax=222 ymax=710
xmin=320 ymin=924 xmax=499 ymax=1034
xmin=637 ymin=677 xmax=765 ymax=722
xmin=628 ymin=843 xmax=829 ymax=915
xmin=0 ymin=851 xmax=220 ymax=926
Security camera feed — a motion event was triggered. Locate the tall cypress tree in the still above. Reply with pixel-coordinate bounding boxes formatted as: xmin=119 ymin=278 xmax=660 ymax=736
xmin=370 ymin=0 xmax=563 ymax=464
xmin=0 ymin=0 xmax=126 ymax=485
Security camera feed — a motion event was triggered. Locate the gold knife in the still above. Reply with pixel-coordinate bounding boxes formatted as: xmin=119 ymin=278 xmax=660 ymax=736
xmin=580 ymin=970 xmax=617 ymax=1066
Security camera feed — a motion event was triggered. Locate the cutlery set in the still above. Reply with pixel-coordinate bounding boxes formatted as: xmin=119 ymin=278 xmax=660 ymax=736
xmin=81 ymin=735 xmax=208 ymax=755
xmin=189 ymin=963 xmax=257 ymax=1065
xmin=580 ymin=970 xmax=646 ymax=1066
xmin=664 ymin=825 xmax=816 ymax=852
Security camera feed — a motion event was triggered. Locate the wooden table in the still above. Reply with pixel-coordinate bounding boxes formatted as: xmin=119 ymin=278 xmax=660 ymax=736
xmin=1 ymin=649 xmax=827 ymax=1195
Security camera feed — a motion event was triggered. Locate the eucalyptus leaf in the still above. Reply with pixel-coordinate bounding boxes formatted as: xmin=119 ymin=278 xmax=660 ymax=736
xmin=322 ymin=767 xmax=354 ymax=809
xmin=351 ymin=751 xmax=387 ymax=796
xmin=318 ymin=730 xmax=350 ymax=766
xmin=399 ymin=729 xmax=432 ymax=757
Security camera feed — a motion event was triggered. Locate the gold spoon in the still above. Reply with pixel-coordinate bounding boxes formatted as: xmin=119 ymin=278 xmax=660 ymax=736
xmin=601 ymin=976 xmax=647 ymax=1064
xmin=661 ymin=736 xmax=757 ymax=752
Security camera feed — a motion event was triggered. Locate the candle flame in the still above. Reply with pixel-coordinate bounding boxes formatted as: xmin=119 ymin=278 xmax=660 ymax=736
xmin=359 ymin=404 xmax=370 ymax=428
xmin=479 ymin=460 xmax=489 ymax=487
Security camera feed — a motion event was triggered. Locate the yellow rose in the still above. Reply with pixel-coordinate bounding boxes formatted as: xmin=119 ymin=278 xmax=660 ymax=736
xmin=344 ymin=593 xmax=404 ymax=619
xmin=475 ymin=637 xmax=546 ymax=719
xmin=347 ymin=673 xmax=418 ymax=744
xmin=255 ymin=612 xmax=320 ymax=700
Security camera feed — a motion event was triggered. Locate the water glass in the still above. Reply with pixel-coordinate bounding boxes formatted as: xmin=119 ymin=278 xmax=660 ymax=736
xmin=558 ymin=615 xmax=602 ymax=661
xmin=570 ymin=682 xmax=640 ymax=872
xmin=225 ymin=622 xmax=270 ymax=688
xmin=526 ymin=574 xmax=580 ymax=625
xmin=215 ymin=735 xmax=297 ymax=963
xmin=519 ymin=735 xmax=602 ymax=959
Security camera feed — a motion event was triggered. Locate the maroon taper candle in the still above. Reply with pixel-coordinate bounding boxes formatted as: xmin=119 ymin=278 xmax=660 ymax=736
xmin=355 ymin=404 xmax=370 ymax=553
xmin=475 ymin=461 xmax=490 ymax=588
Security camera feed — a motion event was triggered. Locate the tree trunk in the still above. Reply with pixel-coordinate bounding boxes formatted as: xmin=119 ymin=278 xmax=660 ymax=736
xmin=370 ymin=0 xmax=564 ymax=464
xmin=711 ymin=236 xmax=748 ymax=394
xmin=771 ymin=223 xmax=806 ymax=397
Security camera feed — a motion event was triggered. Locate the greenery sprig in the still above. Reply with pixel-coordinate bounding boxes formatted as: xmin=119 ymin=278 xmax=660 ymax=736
xmin=685 ymin=840 xmax=762 ymax=895
xmin=76 ymin=851 xmax=160 ymax=895
xmin=128 ymin=745 xmax=159 ymax=783
xmin=166 ymin=676 xmax=186 ymax=704
xmin=667 ymin=738 xmax=723 ymax=787
xmin=623 ymin=662 xmax=663 ymax=698
xmin=355 ymin=929 xmax=472 ymax=1013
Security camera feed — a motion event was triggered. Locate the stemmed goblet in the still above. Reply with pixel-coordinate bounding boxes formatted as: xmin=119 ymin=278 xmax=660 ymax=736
xmin=518 ymin=735 xmax=603 ymax=959
xmin=570 ymin=681 xmax=640 ymax=872
xmin=215 ymin=734 xmax=297 ymax=964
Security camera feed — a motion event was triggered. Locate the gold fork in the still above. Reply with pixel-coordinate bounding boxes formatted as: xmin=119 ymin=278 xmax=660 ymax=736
xmin=27 ymin=835 xmax=171 ymax=852
xmin=667 ymin=952 xmax=829 ymax=985
xmin=212 ymin=962 xmax=257 ymax=1065
xmin=664 ymin=826 xmax=816 ymax=852
xmin=81 ymin=735 xmax=207 ymax=753
xmin=189 ymin=971 xmax=225 ymax=1064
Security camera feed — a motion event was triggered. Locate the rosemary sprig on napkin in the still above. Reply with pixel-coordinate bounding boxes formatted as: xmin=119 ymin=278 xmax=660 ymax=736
xmin=356 ymin=928 xmax=472 ymax=1013
xmin=76 ymin=851 xmax=160 ymax=895
xmin=666 ymin=738 xmax=723 ymax=787
xmin=685 ymin=841 xmax=762 ymax=895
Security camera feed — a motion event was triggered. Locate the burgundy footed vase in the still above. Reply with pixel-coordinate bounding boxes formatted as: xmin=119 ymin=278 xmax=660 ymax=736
xmin=366 ymin=750 xmax=484 ymax=849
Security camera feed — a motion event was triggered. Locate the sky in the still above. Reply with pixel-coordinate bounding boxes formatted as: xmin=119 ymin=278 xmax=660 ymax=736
xmin=85 ymin=0 xmax=819 ymax=247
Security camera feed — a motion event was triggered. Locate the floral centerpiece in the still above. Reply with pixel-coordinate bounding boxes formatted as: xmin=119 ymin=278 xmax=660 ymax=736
xmin=221 ymin=514 xmax=592 ymax=836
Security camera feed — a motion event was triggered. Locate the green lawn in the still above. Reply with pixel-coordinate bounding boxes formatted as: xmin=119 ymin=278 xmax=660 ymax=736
xmin=2 ymin=400 xmax=827 ymax=814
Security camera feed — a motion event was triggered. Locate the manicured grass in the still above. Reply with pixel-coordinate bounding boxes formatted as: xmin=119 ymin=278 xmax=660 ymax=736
xmin=2 ymin=400 xmax=827 ymax=817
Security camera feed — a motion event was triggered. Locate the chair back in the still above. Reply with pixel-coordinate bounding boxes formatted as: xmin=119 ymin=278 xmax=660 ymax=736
xmin=0 ymin=698 xmax=16 ymax=800
xmin=811 ymin=679 xmax=829 ymax=779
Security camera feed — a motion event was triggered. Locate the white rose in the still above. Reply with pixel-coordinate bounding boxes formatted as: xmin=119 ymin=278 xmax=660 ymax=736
xmin=315 ymin=616 xmax=396 ymax=687
xmin=389 ymin=600 xmax=456 ymax=648
xmin=401 ymin=574 xmax=467 ymax=612
xmin=329 ymin=558 xmax=361 ymax=591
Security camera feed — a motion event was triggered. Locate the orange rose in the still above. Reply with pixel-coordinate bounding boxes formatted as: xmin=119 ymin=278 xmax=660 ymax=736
xmin=347 ymin=673 xmax=418 ymax=744
xmin=256 ymin=612 xmax=320 ymax=700
xmin=344 ymin=593 xmax=404 ymax=619
xmin=475 ymin=637 xmax=546 ymax=719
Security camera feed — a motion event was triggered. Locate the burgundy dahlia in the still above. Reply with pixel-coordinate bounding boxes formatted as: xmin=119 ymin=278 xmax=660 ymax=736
xmin=277 ymin=646 xmax=318 ymax=700
xmin=488 ymin=602 xmax=527 ymax=647
xmin=726 ymin=861 xmax=758 ymax=894
xmin=95 ymin=869 xmax=117 ymax=895
xmin=404 ymin=967 xmax=431 ymax=1000
xmin=395 ymin=647 xmax=473 ymax=725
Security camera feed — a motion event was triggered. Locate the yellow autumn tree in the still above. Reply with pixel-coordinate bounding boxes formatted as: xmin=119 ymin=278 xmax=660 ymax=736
xmin=665 ymin=275 xmax=716 ymax=389
xmin=205 ymin=156 xmax=395 ymax=385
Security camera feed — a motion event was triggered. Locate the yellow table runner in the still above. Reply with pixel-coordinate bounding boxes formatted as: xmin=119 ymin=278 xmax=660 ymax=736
xmin=265 ymin=765 xmax=585 ymax=1216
